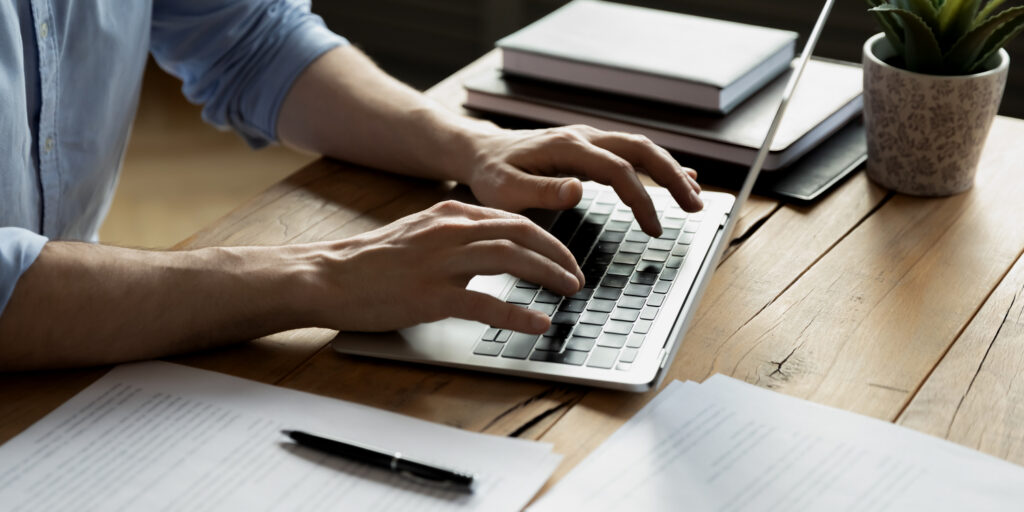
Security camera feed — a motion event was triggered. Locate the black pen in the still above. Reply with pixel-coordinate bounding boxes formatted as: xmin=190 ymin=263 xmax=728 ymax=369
xmin=282 ymin=430 xmax=476 ymax=492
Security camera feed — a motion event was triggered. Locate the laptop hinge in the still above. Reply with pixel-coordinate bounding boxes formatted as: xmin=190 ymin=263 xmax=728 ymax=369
xmin=658 ymin=349 xmax=670 ymax=369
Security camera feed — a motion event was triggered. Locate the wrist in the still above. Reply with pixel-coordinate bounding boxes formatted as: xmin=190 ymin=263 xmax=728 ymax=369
xmin=417 ymin=106 xmax=502 ymax=184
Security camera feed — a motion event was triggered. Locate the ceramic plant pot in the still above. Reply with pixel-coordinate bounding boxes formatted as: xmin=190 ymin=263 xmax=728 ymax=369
xmin=862 ymin=32 xmax=1009 ymax=196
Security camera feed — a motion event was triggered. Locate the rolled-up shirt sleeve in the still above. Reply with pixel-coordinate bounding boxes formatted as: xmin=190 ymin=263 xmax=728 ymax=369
xmin=0 ymin=228 xmax=47 ymax=317
xmin=150 ymin=0 xmax=348 ymax=147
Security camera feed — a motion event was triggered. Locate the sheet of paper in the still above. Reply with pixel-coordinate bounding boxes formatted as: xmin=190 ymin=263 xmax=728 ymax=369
xmin=0 ymin=361 xmax=560 ymax=512
xmin=531 ymin=376 xmax=1024 ymax=512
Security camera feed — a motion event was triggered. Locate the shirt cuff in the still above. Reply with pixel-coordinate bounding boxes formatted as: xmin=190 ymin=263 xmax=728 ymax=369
xmin=236 ymin=14 xmax=349 ymax=148
xmin=0 ymin=228 xmax=48 ymax=316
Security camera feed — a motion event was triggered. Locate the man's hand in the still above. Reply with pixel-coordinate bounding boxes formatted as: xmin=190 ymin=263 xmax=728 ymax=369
xmin=300 ymin=200 xmax=582 ymax=335
xmin=459 ymin=124 xmax=703 ymax=237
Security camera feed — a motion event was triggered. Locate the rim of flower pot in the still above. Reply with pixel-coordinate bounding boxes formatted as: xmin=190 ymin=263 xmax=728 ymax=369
xmin=863 ymin=32 xmax=1009 ymax=80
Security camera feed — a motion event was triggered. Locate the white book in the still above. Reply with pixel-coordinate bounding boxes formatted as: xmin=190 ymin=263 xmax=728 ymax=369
xmin=497 ymin=0 xmax=798 ymax=113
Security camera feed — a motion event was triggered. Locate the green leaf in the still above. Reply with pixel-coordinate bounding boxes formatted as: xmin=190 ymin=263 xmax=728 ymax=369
xmin=938 ymin=0 xmax=983 ymax=43
xmin=970 ymin=7 xmax=1024 ymax=70
xmin=871 ymin=6 xmax=945 ymax=71
xmin=871 ymin=9 xmax=909 ymax=54
xmin=946 ymin=5 xmax=1024 ymax=72
xmin=976 ymin=0 xmax=1008 ymax=24
xmin=892 ymin=0 xmax=942 ymax=32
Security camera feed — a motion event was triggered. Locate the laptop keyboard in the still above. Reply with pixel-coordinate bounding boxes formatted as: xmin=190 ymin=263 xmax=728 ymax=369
xmin=473 ymin=188 xmax=704 ymax=371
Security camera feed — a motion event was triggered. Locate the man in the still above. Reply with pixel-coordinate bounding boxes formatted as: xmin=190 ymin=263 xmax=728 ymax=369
xmin=0 ymin=0 xmax=703 ymax=371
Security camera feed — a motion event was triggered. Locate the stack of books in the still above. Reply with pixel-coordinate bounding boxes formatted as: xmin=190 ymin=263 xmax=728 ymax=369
xmin=462 ymin=0 xmax=867 ymax=201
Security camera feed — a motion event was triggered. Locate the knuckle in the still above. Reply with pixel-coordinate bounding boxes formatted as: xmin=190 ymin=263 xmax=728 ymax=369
xmin=548 ymin=127 xmax=584 ymax=145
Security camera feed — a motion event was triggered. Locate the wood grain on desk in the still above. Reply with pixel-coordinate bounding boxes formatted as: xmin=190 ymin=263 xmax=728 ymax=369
xmin=4 ymin=50 xmax=1024 ymax=499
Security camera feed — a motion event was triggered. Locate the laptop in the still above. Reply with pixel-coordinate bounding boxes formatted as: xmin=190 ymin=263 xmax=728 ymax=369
xmin=332 ymin=0 xmax=838 ymax=392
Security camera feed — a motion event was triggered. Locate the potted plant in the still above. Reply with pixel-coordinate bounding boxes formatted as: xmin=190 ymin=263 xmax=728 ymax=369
xmin=863 ymin=0 xmax=1023 ymax=196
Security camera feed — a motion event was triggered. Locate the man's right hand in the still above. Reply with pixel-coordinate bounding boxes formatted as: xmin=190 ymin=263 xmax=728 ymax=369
xmin=296 ymin=200 xmax=583 ymax=335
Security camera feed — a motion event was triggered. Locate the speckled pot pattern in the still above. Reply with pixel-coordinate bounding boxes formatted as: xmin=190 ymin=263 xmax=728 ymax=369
xmin=862 ymin=33 xmax=1009 ymax=196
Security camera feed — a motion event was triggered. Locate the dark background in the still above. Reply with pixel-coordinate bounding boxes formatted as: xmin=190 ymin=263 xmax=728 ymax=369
xmin=313 ymin=0 xmax=1023 ymax=118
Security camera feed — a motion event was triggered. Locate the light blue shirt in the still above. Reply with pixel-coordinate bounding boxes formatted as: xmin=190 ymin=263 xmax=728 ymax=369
xmin=0 ymin=0 xmax=347 ymax=315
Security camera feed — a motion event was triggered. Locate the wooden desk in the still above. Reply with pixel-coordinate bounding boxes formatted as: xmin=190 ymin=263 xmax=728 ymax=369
xmin=4 ymin=52 xmax=1024 ymax=499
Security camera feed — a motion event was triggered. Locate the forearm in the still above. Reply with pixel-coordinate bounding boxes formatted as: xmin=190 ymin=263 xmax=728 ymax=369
xmin=277 ymin=45 xmax=493 ymax=183
xmin=0 ymin=242 xmax=312 ymax=371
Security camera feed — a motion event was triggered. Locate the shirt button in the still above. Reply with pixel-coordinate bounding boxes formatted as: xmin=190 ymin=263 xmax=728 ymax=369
xmin=39 ymin=22 xmax=48 ymax=39
xmin=44 ymin=137 xmax=54 ymax=153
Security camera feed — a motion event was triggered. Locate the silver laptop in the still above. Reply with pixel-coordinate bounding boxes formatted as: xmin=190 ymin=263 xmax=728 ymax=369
xmin=332 ymin=0 xmax=838 ymax=391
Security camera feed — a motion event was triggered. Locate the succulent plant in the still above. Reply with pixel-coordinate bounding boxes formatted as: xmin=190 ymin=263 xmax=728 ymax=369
xmin=866 ymin=0 xmax=1024 ymax=74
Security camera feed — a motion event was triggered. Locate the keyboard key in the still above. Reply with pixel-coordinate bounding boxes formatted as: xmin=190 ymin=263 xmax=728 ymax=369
xmin=601 ymin=275 xmax=629 ymax=288
xmin=585 ymin=213 xmax=609 ymax=225
xmin=612 ymin=252 xmax=641 ymax=265
xmin=530 ymin=302 xmax=557 ymax=315
xmin=662 ymin=217 xmax=685 ymax=229
xmin=529 ymin=349 xmax=588 ymax=366
xmin=626 ymin=333 xmax=646 ymax=348
xmin=648 ymin=238 xmax=674 ymax=251
xmin=573 ymin=324 xmax=602 ymax=338
xmin=581 ymin=311 xmax=609 ymax=325
xmin=594 ymin=286 xmax=622 ymax=300
xmin=550 ymin=210 xmax=583 ymax=243
xmin=619 ymin=242 xmax=646 ymax=254
xmin=605 ymin=320 xmax=633 ymax=335
xmin=636 ymin=261 xmax=663 ymax=274
xmin=610 ymin=307 xmax=641 ymax=322
xmin=678 ymin=232 xmax=695 ymax=244
xmin=567 ymin=336 xmax=596 ymax=351
xmin=646 ymin=294 xmax=666 ymax=307
xmin=619 ymin=348 xmax=639 ymax=363
xmin=496 ymin=330 xmax=512 ymax=342
xmin=618 ymin=296 xmax=646 ymax=309
xmin=659 ymin=228 xmax=681 ymax=240
xmin=535 ymin=290 xmax=562 ymax=303
xmin=586 ymin=347 xmax=620 ymax=369
xmin=605 ymin=220 xmax=631 ymax=232
xmin=606 ymin=263 xmax=634 ymax=276
xmin=654 ymin=280 xmax=672 ymax=294
xmin=625 ymin=231 xmax=650 ymax=243
xmin=661 ymin=268 xmax=679 ymax=281
xmin=507 ymin=287 xmax=538 ymax=305
xmin=589 ymin=203 xmax=614 ymax=215
xmin=672 ymin=244 xmax=690 ymax=257
xmin=599 ymin=230 xmax=625 ymax=243
xmin=501 ymin=333 xmax=539 ymax=359
xmin=552 ymin=312 xmax=580 ymax=325
xmin=535 ymin=336 xmax=566 ymax=352
xmin=597 ymin=333 xmax=627 ymax=348
xmin=570 ymin=287 xmax=595 ymax=300
xmin=473 ymin=341 xmax=504 ymax=356
xmin=666 ymin=256 xmax=684 ymax=269
xmin=624 ymin=284 xmax=653 ymax=297
xmin=587 ymin=299 xmax=616 ymax=313
xmin=633 ymin=320 xmax=653 ymax=334
xmin=482 ymin=327 xmax=499 ymax=341
xmin=630 ymin=272 xmax=658 ymax=285
xmin=515 ymin=280 xmax=540 ymax=289
xmin=589 ymin=252 xmax=615 ymax=265
xmin=641 ymin=306 xmax=659 ymax=321
xmin=544 ymin=323 xmax=573 ymax=339
xmin=594 ymin=242 xmax=619 ymax=254
xmin=642 ymin=249 xmax=670 ymax=262
xmin=559 ymin=299 xmax=588 ymax=313
xmin=616 ymin=362 xmax=633 ymax=371
xmin=684 ymin=220 xmax=701 ymax=233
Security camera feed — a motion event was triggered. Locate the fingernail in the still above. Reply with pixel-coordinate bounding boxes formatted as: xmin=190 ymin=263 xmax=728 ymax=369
xmin=559 ymin=179 xmax=577 ymax=203
xmin=689 ymin=189 xmax=704 ymax=209
xmin=566 ymin=271 xmax=582 ymax=292
xmin=531 ymin=313 xmax=550 ymax=332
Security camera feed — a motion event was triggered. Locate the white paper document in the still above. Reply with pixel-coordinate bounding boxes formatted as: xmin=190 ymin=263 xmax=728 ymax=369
xmin=531 ymin=375 xmax=1024 ymax=512
xmin=0 ymin=361 xmax=560 ymax=511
